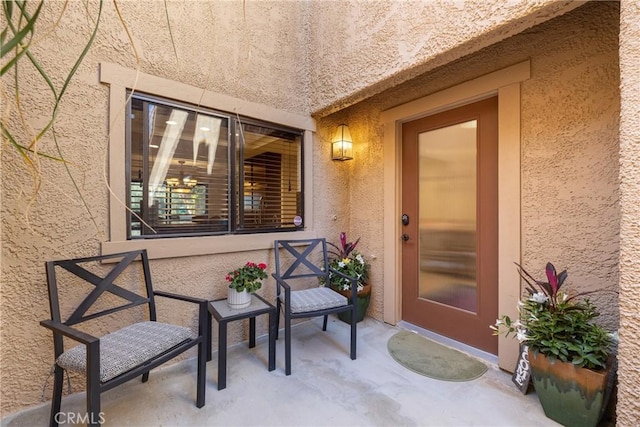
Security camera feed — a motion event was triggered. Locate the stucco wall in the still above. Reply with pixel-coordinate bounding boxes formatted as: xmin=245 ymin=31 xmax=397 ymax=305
xmin=309 ymin=0 xmax=584 ymax=116
xmin=519 ymin=2 xmax=621 ymax=329
xmin=0 ymin=0 xmax=634 ymax=421
xmin=319 ymin=1 xmax=621 ymax=323
xmin=1 ymin=0 xmax=312 ymax=415
xmin=310 ymin=118 xmax=386 ymax=321
xmin=617 ymin=1 xmax=640 ymax=425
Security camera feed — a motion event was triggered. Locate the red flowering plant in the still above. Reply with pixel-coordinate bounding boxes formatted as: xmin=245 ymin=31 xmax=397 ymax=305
xmin=226 ymin=262 xmax=268 ymax=293
xmin=491 ymin=262 xmax=615 ymax=370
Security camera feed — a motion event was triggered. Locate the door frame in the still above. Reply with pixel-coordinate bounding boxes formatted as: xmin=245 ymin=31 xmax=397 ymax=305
xmin=380 ymin=60 xmax=530 ymax=370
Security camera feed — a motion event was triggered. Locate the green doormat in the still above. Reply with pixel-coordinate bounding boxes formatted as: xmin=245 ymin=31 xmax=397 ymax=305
xmin=387 ymin=330 xmax=488 ymax=381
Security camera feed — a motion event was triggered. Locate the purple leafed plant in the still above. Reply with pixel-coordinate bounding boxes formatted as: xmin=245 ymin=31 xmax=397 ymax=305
xmin=328 ymin=232 xmax=360 ymax=259
xmin=516 ymin=262 xmax=568 ymax=310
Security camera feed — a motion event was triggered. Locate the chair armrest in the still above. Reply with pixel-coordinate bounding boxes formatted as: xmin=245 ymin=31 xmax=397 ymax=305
xmin=154 ymin=291 xmax=208 ymax=305
xmin=40 ymin=319 xmax=99 ymax=345
xmin=153 ymin=291 xmax=209 ymax=338
xmin=271 ymin=273 xmax=292 ymax=291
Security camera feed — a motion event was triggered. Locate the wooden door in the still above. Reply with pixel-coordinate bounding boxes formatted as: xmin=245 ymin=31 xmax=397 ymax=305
xmin=401 ymin=97 xmax=498 ymax=354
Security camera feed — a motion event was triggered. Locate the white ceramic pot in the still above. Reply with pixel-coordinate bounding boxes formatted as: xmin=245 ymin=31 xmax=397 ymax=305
xmin=227 ymin=288 xmax=251 ymax=309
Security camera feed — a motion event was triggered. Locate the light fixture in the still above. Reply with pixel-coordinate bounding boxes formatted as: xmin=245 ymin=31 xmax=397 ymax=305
xmin=166 ymin=160 xmax=197 ymax=191
xmin=331 ymin=124 xmax=353 ymax=161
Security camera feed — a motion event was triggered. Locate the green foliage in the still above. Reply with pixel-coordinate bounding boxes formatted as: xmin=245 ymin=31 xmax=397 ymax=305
xmin=519 ymin=298 xmax=610 ymax=369
xmin=323 ymin=232 xmax=370 ymax=292
xmin=492 ymin=262 xmax=614 ymax=370
xmin=226 ymin=262 xmax=268 ymax=293
xmin=327 ymin=250 xmax=370 ymax=292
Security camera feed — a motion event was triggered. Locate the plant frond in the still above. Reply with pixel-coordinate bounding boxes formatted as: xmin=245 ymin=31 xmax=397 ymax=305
xmin=1 ymin=0 xmax=44 ymax=76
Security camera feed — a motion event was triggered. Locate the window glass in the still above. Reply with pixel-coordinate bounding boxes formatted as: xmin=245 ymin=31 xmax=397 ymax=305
xmin=127 ymin=94 xmax=303 ymax=238
xmin=238 ymin=121 xmax=302 ymax=231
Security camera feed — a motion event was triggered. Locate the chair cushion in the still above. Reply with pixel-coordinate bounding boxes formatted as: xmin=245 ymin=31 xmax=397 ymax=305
xmin=57 ymin=321 xmax=195 ymax=383
xmin=287 ymin=287 xmax=348 ymax=313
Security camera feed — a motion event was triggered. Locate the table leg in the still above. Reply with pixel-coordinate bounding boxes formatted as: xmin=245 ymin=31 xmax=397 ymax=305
xmin=218 ymin=321 xmax=227 ymax=390
xmin=249 ymin=316 xmax=256 ymax=348
xmin=268 ymin=309 xmax=275 ymax=371
xmin=207 ymin=314 xmax=213 ymax=362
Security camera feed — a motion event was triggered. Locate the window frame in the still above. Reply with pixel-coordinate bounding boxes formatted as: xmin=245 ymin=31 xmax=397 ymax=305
xmin=126 ymin=93 xmax=305 ymax=239
xmin=100 ymin=62 xmax=317 ymax=259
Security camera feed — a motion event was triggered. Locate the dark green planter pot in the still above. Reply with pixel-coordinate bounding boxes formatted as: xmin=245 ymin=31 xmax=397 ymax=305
xmin=334 ymin=284 xmax=371 ymax=324
xmin=528 ymin=351 xmax=615 ymax=427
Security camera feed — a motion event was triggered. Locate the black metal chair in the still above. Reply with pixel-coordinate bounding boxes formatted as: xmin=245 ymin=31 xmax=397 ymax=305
xmin=40 ymin=249 xmax=208 ymax=427
xmin=272 ymin=238 xmax=358 ymax=375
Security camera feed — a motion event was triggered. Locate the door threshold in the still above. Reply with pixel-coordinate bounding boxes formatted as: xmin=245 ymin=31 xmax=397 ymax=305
xmin=397 ymin=320 xmax=498 ymax=365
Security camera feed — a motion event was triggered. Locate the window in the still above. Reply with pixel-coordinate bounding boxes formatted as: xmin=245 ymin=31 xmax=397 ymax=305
xmin=127 ymin=93 xmax=303 ymax=239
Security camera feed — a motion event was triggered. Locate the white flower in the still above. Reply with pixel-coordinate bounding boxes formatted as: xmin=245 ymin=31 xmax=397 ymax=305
xmin=530 ymin=292 xmax=548 ymax=304
xmin=338 ymin=261 xmax=345 ymax=268
xmin=355 ymin=253 xmax=365 ymax=264
xmin=516 ymin=329 xmax=528 ymax=343
xmin=494 ymin=319 xmax=504 ymax=326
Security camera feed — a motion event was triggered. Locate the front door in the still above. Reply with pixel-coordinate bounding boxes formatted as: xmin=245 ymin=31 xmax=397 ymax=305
xmin=401 ymin=97 xmax=498 ymax=354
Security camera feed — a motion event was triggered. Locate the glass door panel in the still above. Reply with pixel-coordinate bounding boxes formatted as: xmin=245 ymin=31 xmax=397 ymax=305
xmin=418 ymin=120 xmax=477 ymax=312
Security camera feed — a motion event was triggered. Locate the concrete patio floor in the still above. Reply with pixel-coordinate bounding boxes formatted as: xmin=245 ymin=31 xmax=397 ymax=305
xmin=2 ymin=317 xmax=560 ymax=426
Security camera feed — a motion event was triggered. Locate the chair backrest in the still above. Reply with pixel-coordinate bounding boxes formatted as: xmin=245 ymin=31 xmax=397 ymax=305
xmin=45 ymin=249 xmax=156 ymax=327
xmin=273 ymin=238 xmax=330 ymax=281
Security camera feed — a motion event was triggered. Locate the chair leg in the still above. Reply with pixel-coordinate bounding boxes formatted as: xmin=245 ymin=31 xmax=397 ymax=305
xmin=49 ymin=365 xmax=64 ymax=427
xmin=285 ymin=307 xmax=292 ymax=376
xmin=196 ymin=338 xmax=206 ymax=408
xmin=86 ymin=343 xmax=101 ymax=427
xmin=322 ymin=314 xmax=328 ymax=331
xmin=350 ymin=307 xmax=357 ymax=360
xmin=141 ymin=372 xmax=149 ymax=383
xmin=275 ymin=299 xmax=281 ymax=340
xmin=86 ymin=384 xmax=101 ymax=427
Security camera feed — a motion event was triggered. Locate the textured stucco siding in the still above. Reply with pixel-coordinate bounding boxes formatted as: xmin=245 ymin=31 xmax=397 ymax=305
xmin=618 ymin=1 xmax=640 ymax=425
xmin=321 ymin=1 xmax=621 ymax=327
xmin=0 ymin=0 xmax=636 ymax=422
xmin=309 ymin=0 xmax=584 ymax=116
xmin=0 ymin=0 xmax=311 ymax=415
xmin=519 ymin=2 xmax=621 ymax=330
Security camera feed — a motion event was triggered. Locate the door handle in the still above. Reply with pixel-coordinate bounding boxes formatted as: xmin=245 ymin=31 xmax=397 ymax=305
xmin=401 ymin=234 xmax=410 ymax=241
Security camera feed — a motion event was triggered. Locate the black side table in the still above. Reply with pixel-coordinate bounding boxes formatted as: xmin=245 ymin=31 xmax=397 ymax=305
xmin=207 ymin=293 xmax=276 ymax=390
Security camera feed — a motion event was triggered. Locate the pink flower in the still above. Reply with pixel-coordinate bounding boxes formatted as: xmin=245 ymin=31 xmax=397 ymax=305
xmin=258 ymin=263 xmax=267 ymax=269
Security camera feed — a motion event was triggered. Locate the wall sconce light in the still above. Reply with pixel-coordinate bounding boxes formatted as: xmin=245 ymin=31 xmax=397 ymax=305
xmin=331 ymin=124 xmax=353 ymax=161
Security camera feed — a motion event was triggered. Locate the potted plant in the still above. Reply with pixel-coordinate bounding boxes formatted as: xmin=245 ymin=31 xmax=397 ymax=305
xmin=225 ymin=262 xmax=268 ymax=309
xmin=491 ymin=262 xmax=617 ymax=427
xmin=324 ymin=232 xmax=371 ymax=323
